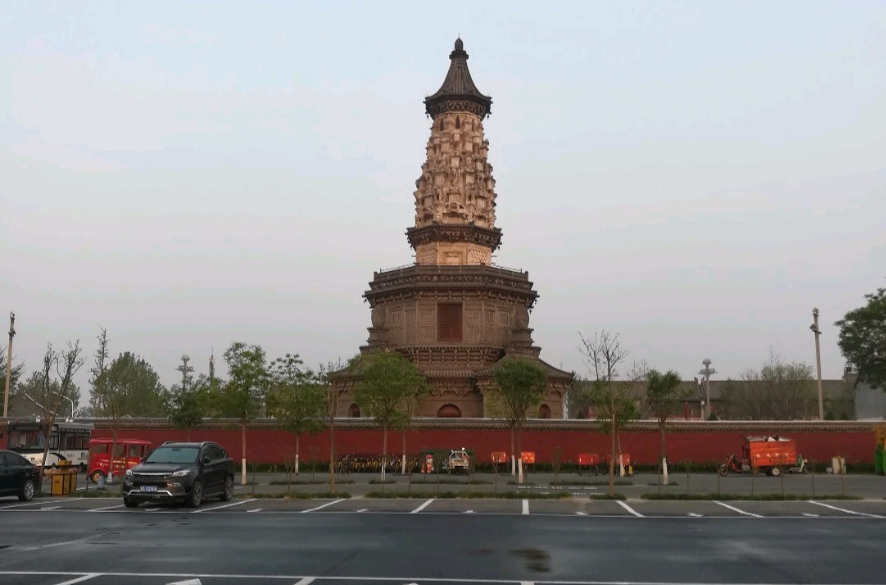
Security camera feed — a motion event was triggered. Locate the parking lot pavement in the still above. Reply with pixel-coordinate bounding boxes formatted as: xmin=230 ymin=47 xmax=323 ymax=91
xmin=330 ymin=498 xmax=417 ymax=513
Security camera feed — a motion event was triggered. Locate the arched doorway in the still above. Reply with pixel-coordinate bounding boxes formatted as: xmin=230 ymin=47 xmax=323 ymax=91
xmin=348 ymin=403 xmax=361 ymax=417
xmin=437 ymin=404 xmax=462 ymax=418
xmin=538 ymin=404 xmax=552 ymax=419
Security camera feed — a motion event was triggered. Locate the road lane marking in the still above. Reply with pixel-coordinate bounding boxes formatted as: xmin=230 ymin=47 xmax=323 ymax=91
xmin=247 ymin=508 xmax=262 ymax=513
xmin=0 ymin=499 xmax=64 ymax=510
xmin=41 ymin=506 xmax=61 ymax=511
xmin=520 ymin=582 xmax=534 ymax=585
xmin=808 ymin=500 xmax=885 ymax=518
xmin=301 ymin=499 xmax=344 ymax=513
xmin=522 ymin=499 xmax=529 ymax=515
xmin=688 ymin=513 xmax=703 ymax=517
xmin=356 ymin=508 xmax=368 ymax=513
xmin=294 ymin=578 xmax=315 ymax=585
xmin=53 ymin=574 xmax=100 ymax=585
xmin=464 ymin=510 xmax=475 ymax=514
xmin=192 ymin=499 xmax=254 ymax=514
xmin=88 ymin=504 xmax=126 ymax=512
xmin=145 ymin=507 xmax=162 ymax=512
xmin=713 ymin=501 xmax=762 ymax=518
xmin=803 ymin=513 xmax=820 ymax=517
xmin=575 ymin=511 xmax=586 ymax=516
xmin=410 ymin=499 xmax=435 ymax=514
xmin=616 ymin=500 xmax=644 ymax=518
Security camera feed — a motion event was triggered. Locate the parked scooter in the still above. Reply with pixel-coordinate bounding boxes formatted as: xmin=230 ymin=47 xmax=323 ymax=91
xmin=787 ymin=455 xmax=808 ymax=474
xmin=718 ymin=453 xmax=751 ymax=476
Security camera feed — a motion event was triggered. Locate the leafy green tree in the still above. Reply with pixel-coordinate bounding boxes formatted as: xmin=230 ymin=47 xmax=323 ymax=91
xmin=836 ymin=285 xmax=886 ymax=390
xmin=489 ymin=356 xmax=547 ymax=484
xmin=353 ymin=350 xmax=427 ymax=483
xmin=88 ymin=327 xmax=109 ymax=416
xmin=219 ymin=342 xmax=270 ymax=485
xmin=579 ymin=330 xmax=643 ymax=495
xmin=94 ymin=351 xmax=165 ymax=482
xmin=266 ymin=353 xmax=325 ymax=479
xmin=163 ymin=373 xmax=213 ymax=441
xmin=645 ymin=369 xmax=686 ymax=485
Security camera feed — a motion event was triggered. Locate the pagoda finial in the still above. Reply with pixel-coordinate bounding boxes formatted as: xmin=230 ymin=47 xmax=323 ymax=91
xmin=424 ymin=38 xmax=492 ymax=119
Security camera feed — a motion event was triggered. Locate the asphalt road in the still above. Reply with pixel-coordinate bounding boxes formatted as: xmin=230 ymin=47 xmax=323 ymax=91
xmin=1 ymin=497 xmax=885 ymax=585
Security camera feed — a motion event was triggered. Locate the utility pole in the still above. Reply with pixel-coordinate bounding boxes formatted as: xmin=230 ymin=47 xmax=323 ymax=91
xmin=698 ymin=358 xmax=716 ymax=421
xmin=810 ymin=308 xmax=824 ymax=420
xmin=176 ymin=354 xmax=194 ymax=392
xmin=3 ymin=312 xmax=16 ymax=418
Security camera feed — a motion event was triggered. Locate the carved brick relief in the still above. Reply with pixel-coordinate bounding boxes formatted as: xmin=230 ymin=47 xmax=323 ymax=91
xmin=419 ymin=309 xmax=434 ymax=342
xmin=466 ymin=310 xmax=481 ymax=342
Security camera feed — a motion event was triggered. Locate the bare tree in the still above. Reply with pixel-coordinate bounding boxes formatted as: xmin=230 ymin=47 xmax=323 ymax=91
xmin=578 ymin=330 xmax=642 ymax=495
xmin=34 ymin=341 xmax=84 ymax=489
xmin=719 ymin=350 xmax=815 ymax=420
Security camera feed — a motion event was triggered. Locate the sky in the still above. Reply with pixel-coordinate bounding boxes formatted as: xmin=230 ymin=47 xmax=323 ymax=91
xmin=1 ymin=1 xmax=884 ymax=398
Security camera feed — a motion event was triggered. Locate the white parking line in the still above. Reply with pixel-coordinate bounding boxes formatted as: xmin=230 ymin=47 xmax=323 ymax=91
xmin=410 ymin=499 xmax=435 ymax=514
xmin=464 ymin=510 xmax=475 ymax=514
xmin=808 ymin=500 xmax=885 ymax=518
xmin=192 ymin=499 xmax=254 ymax=514
xmin=522 ymin=499 xmax=529 ymax=515
xmin=803 ymin=513 xmax=820 ymax=517
xmin=41 ymin=506 xmax=61 ymax=511
xmin=88 ymin=504 xmax=126 ymax=512
xmin=575 ymin=511 xmax=586 ymax=516
xmin=616 ymin=500 xmax=644 ymax=518
xmin=294 ymin=578 xmax=315 ymax=585
xmin=301 ymin=499 xmax=344 ymax=513
xmin=247 ymin=508 xmax=262 ymax=513
xmin=0 ymin=499 xmax=64 ymax=510
xmin=52 ymin=574 xmax=99 ymax=585
xmin=357 ymin=508 xmax=368 ymax=513
xmin=713 ymin=501 xmax=762 ymax=518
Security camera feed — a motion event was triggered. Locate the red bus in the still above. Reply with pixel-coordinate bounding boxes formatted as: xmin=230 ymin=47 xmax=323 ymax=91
xmin=87 ymin=438 xmax=153 ymax=484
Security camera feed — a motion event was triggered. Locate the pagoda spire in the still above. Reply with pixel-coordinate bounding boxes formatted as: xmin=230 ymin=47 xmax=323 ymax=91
xmin=424 ymin=38 xmax=493 ymax=119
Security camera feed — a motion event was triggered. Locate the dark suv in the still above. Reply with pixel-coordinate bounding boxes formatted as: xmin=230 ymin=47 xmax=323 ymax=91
xmin=0 ymin=449 xmax=38 ymax=502
xmin=122 ymin=441 xmax=235 ymax=508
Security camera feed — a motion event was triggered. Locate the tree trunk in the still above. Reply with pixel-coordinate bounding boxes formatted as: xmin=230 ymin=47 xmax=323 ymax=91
xmin=401 ymin=430 xmax=407 ymax=475
xmin=608 ymin=416 xmax=616 ymax=495
xmin=38 ymin=419 xmax=54 ymax=491
xmin=329 ymin=412 xmax=336 ymax=493
xmin=510 ymin=426 xmax=516 ymax=476
xmin=517 ymin=420 xmax=524 ymax=485
xmin=241 ymin=421 xmax=247 ymax=486
xmin=109 ymin=427 xmax=118 ymax=484
xmin=295 ymin=434 xmax=300 ymax=476
xmin=381 ymin=425 xmax=388 ymax=483
xmin=660 ymin=419 xmax=668 ymax=486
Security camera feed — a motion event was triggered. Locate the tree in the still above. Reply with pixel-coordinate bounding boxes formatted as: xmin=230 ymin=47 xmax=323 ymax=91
xmin=353 ymin=350 xmax=427 ymax=483
xmin=88 ymin=327 xmax=109 ymax=415
xmin=645 ymin=369 xmax=685 ymax=485
xmin=32 ymin=341 xmax=84 ymax=488
xmin=218 ymin=342 xmax=270 ymax=485
xmin=836 ymin=285 xmax=886 ymax=390
xmin=489 ymin=356 xmax=547 ymax=484
xmin=718 ymin=352 xmax=815 ymax=420
xmin=578 ymin=330 xmax=643 ymax=495
xmin=94 ymin=351 xmax=166 ymax=482
xmin=266 ymin=353 xmax=325 ymax=480
xmin=163 ymin=374 xmax=212 ymax=441
xmin=316 ymin=358 xmax=347 ymax=494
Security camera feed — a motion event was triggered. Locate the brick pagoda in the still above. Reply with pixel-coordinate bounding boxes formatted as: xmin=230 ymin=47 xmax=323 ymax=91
xmin=333 ymin=39 xmax=573 ymax=418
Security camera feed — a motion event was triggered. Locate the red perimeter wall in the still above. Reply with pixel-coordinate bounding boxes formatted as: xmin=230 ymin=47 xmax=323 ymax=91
xmin=90 ymin=426 xmax=873 ymax=465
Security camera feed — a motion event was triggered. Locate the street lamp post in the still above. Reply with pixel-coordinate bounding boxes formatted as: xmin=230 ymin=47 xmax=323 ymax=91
xmin=3 ymin=312 xmax=16 ymax=419
xmin=810 ymin=308 xmax=824 ymax=420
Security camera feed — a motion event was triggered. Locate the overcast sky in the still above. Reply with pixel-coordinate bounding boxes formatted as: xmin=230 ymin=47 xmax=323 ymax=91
xmin=2 ymin=1 xmax=884 ymax=398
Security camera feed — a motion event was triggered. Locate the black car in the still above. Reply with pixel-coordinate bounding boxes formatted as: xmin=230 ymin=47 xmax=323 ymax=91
xmin=0 ymin=449 xmax=38 ymax=502
xmin=122 ymin=441 xmax=235 ymax=508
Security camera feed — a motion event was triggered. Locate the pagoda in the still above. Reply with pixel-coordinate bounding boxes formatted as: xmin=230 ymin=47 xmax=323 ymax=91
xmin=333 ymin=39 xmax=573 ymax=418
